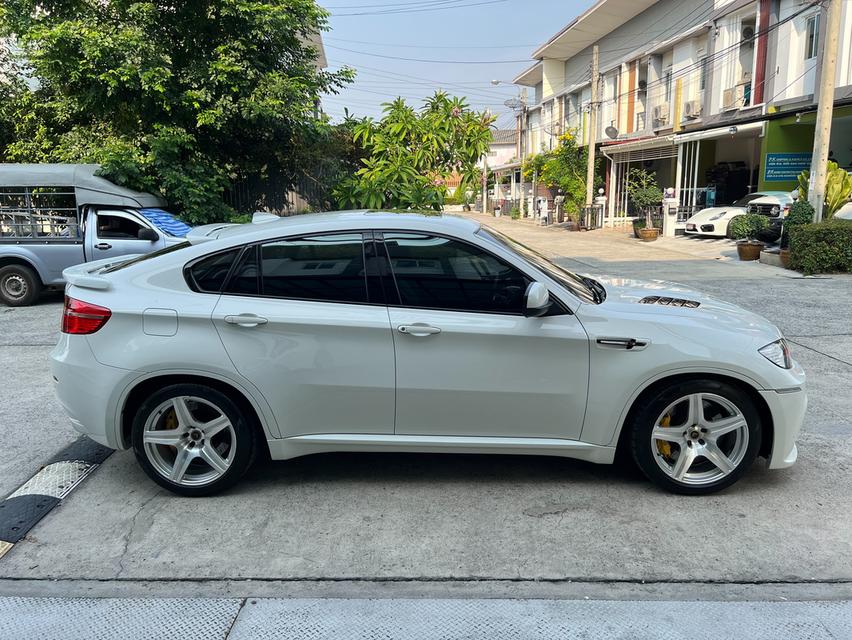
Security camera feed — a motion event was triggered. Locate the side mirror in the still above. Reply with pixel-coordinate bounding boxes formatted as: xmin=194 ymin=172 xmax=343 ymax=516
xmin=138 ymin=227 xmax=159 ymax=242
xmin=524 ymin=282 xmax=551 ymax=317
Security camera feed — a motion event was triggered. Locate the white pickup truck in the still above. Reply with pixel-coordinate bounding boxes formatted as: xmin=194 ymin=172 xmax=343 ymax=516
xmin=0 ymin=164 xmax=190 ymax=306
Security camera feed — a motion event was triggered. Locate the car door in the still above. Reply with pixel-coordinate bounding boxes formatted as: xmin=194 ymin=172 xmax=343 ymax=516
xmin=86 ymin=208 xmax=165 ymax=260
xmin=379 ymin=231 xmax=589 ymax=440
xmin=211 ymin=232 xmax=396 ymax=437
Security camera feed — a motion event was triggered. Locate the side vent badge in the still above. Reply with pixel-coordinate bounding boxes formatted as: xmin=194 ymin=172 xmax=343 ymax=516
xmin=639 ymin=296 xmax=700 ymax=308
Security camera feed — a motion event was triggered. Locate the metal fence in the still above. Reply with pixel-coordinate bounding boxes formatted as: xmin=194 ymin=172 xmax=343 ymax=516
xmin=580 ymin=205 xmax=605 ymax=229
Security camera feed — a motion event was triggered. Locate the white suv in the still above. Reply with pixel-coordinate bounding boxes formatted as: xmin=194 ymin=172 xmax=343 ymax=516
xmin=52 ymin=212 xmax=806 ymax=496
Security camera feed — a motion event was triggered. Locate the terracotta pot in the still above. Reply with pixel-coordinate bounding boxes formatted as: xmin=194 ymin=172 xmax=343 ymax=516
xmin=779 ymin=248 xmax=791 ymax=269
xmin=737 ymin=241 xmax=764 ymax=261
xmin=638 ymin=227 xmax=659 ymax=242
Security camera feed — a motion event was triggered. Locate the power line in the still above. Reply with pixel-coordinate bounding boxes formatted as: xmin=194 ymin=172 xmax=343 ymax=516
xmin=325 ymin=44 xmax=529 ymax=64
xmin=331 ymin=0 xmax=509 ymax=17
xmin=325 ymin=36 xmax=538 ymax=50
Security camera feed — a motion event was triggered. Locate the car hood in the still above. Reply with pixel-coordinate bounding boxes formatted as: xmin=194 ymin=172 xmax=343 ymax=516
xmin=592 ymin=275 xmax=781 ymax=342
xmin=686 ymin=206 xmax=744 ymax=223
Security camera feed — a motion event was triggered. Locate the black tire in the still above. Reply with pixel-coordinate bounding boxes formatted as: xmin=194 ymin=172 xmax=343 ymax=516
xmin=629 ymin=379 xmax=762 ymax=495
xmin=131 ymin=383 xmax=258 ymax=497
xmin=0 ymin=264 xmax=42 ymax=307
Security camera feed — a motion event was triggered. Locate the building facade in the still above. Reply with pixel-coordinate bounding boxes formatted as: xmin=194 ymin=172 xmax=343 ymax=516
xmin=512 ymin=0 xmax=852 ymax=224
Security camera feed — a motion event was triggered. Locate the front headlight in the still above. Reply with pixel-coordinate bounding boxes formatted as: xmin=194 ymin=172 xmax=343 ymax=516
xmin=709 ymin=211 xmax=727 ymax=220
xmin=759 ymin=339 xmax=793 ymax=369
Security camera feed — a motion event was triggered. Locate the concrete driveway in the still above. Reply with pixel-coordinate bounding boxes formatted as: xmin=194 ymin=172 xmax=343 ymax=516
xmin=1 ymin=216 xmax=851 ymax=602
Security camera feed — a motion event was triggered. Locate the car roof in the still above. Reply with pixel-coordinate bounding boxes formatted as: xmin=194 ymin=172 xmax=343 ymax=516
xmin=203 ymin=210 xmax=482 ymax=245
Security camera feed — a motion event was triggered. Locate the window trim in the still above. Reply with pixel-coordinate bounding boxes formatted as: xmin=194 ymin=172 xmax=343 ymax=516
xmin=93 ymin=209 xmax=153 ymax=241
xmin=377 ymin=230 xmax=569 ymax=317
xmin=183 ymin=246 xmax=245 ymax=294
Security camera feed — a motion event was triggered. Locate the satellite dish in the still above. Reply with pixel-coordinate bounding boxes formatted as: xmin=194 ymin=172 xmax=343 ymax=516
xmin=638 ymin=79 xmax=647 ymax=92
xmin=504 ymin=98 xmax=523 ymax=110
xmin=742 ymin=25 xmax=755 ymax=41
xmin=605 ymin=125 xmax=619 ymax=139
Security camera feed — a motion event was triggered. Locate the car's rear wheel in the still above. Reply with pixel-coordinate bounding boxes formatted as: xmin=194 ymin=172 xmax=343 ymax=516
xmin=0 ymin=264 xmax=42 ymax=307
xmin=630 ymin=379 xmax=761 ymax=495
xmin=131 ymin=383 xmax=257 ymax=496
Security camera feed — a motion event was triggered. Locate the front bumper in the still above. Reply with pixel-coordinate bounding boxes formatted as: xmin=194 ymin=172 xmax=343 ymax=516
xmin=759 ymin=387 xmax=807 ymax=469
xmin=50 ymin=334 xmax=132 ymax=449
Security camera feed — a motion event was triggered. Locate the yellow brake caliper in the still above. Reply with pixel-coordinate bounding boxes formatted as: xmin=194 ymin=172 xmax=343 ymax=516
xmin=656 ymin=414 xmax=673 ymax=459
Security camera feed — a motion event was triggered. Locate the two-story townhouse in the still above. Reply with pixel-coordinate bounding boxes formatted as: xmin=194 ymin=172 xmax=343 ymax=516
xmin=513 ymin=0 xmax=852 ymax=225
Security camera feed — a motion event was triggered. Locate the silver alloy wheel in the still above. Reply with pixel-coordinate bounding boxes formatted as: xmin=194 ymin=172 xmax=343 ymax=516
xmin=650 ymin=392 xmax=749 ymax=486
xmin=1 ymin=274 xmax=27 ymax=301
xmin=142 ymin=396 xmax=236 ymax=486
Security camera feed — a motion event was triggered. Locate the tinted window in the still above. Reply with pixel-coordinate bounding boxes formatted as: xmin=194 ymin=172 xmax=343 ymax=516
xmin=225 ymin=246 xmax=260 ymax=296
xmin=259 ymin=233 xmax=368 ymax=303
xmin=383 ymin=233 xmax=529 ymax=313
xmin=187 ymin=249 xmax=240 ymax=293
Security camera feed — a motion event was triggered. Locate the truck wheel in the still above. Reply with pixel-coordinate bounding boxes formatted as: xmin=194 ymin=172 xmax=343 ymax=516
xmin=0 ymin=264 xmax=42 ymax=307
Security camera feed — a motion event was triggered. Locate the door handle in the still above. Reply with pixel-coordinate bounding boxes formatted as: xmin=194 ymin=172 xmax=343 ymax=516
xmin=224 ymin=314 xmax=269 ymax=328
xmin=596 ymin=337 xmax=648 ymax=350
xmin=397 ymin=323 xmax=441 ymax=337
xmin=95 ymin=242 xmax=112 ymax=250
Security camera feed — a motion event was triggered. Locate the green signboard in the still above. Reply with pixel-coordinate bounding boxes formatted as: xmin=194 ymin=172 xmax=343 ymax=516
xmin=764 ymin=152 xmax=811 ymax=182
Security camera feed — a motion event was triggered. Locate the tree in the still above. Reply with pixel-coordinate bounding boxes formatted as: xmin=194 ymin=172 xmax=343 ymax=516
xmin=335 ymin=92 xmax=494 ymax=211
xmin=797 ymin=161 xmax=852 ymax=219
xmin=0 ymin=0 xmax=352 ymax=224
xmin=521 ymin=131 xmax=596 ymax=220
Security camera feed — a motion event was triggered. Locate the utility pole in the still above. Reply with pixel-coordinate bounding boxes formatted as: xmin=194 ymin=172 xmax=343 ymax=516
xmin=808 ymin=0 xmax=842 ymax=222
xmin=585 ymin=45 xmax=600 ymax=207
xmin=482 ymin=108 xmax=491 ymax=215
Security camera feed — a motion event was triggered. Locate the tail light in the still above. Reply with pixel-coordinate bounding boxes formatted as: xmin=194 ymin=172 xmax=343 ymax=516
xmin=62 ymin=296 xmax=112 ymax=334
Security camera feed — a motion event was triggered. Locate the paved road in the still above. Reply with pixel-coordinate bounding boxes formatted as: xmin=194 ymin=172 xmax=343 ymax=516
xmin=0 ymin=217 xmax=850 ymax=606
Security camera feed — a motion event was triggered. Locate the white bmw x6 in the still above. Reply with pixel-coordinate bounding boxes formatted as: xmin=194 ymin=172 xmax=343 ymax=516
xmin=52 ymin=211 xmax=806 ymax=496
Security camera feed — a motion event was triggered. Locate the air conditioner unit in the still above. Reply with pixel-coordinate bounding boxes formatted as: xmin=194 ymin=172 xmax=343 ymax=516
xmin=653 ymin=103 xmax=669 ymax=125
xmin=684 ymin=100 xmax=703 ymax=119
xmin=722 ymin=85 xmax=745 ymax=110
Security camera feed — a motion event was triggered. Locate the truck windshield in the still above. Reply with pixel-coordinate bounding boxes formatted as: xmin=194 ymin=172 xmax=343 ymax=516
xmin=102 ymin=241 xmax=190 ymax=273
xmin=476 ymin=226 xmax=604 ymax=304
xmin=138 ymin=208 xmax=192 ymax=237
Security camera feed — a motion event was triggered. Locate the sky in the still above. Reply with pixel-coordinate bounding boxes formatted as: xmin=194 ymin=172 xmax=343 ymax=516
xmin=321 ymin=0 xmax=592 ymax=129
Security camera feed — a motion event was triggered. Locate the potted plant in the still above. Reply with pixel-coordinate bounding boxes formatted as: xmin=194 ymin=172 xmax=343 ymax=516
xmin=729 ymin=214 xmax=770 ymax=260
xmin=780 ymin=200 xmax=815 ymax=268
xmin=627 ymin=168 xmax=663 ymax=241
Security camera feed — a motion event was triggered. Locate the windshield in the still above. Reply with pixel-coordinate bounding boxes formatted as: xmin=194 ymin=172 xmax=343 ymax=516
xmin=138 ymin=208 xmax=192 ymax=237
xmin=102 ymin=241 xmax=191 ymax=273
xmin=477 ymin=226 xmax=604 ymax=304
xmin=731 ymin=194 xmax=766 ymax=207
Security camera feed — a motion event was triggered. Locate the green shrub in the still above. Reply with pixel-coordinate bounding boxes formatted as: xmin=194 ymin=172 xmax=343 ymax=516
xmin=781 ymin=200 xmax=815 ymax=248
xmin=510 ymin=206 xmax=520 ymax=220
xmin=789 ymin=220 xmax=852 ymax=275
xmin=729 ymin=214 xmax=769 ymax=240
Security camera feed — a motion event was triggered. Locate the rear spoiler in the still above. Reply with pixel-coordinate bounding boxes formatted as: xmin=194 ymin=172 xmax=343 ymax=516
xmin=62 ymin=255 xmax=142 ymax=291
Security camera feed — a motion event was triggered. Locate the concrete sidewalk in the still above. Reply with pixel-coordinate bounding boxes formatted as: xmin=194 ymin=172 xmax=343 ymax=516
xmin=2 ymin=597 xmax=851 ymax=639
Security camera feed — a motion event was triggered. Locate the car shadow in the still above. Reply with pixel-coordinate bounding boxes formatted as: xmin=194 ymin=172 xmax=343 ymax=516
xmin=240 ymin=450 xmax=645 ymax=491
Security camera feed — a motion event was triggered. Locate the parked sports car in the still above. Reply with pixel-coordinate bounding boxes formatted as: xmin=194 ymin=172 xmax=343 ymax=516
xmin=684 ymin=192 xmax=795 ymax=238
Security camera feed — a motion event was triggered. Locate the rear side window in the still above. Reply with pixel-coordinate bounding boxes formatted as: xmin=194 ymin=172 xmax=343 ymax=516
xmin=382 ymin=233 xmax=530 ymax=314
xmin=259 ymin=233 xmax=367 ymax=303
xmin=187 ymin=249 xmax=240 ymax=293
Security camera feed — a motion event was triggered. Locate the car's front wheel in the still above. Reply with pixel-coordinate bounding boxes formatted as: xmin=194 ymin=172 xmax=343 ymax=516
xmin=630 ymin=379 xmax=761 ymax=495
xmin=131 ymin=384 xmax=258 ymax=496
